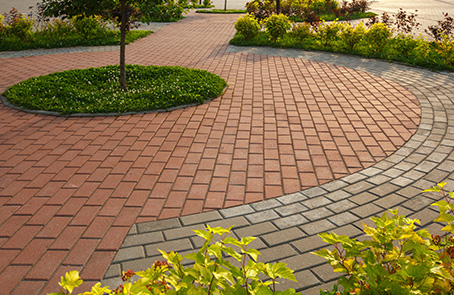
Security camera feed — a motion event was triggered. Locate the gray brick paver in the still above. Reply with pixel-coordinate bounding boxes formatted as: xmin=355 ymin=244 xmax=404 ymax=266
xmin=261 ymin=227 xmax=306 ymax=247
xmin=273 ymin=214 xmax=309 ymax=229
xmin=219 ymin=204 xmax=255 ymax=218
xmin=329 ymin=212 xmax=359 ymax=226
xmin=245 ymin=209 xmax=280 ymax=224
xmin=233 ymin=222 xmax=278 ymax=238
xmin=351 ymin=203 xmax=384 ymax=218
xmin=275 ymin=203 xmax=307 ymax=216
xmin=180 ymin=210 xmax=222 ymax=226
xmin=121 ymin=232 xmax=164 ymax=248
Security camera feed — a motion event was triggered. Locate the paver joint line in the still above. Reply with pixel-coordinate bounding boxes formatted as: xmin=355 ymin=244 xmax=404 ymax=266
xmin=0 ymin=8 xmax=453 ymax=295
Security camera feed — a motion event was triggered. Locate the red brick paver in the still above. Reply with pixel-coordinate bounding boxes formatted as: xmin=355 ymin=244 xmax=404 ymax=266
xmin=0 ymin=12 xmax=420 ymax=294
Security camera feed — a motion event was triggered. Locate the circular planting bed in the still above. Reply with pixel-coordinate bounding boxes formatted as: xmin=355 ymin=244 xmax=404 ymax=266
xmin=2 ymin=65 xmax=227 ymax=115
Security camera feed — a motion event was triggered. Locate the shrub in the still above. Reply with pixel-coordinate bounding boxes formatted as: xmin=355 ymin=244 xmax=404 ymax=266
xmin=0 ymin=14 xmax=5 ymax=38
xmin=383 ymin=33 xmax=419 ymax=60
xmin=203 ymin=0 xmax=212 ymax=7
xmin=139 ymin=0 xmax=185 ymax=22
xmin=263 ymin=14 xmax=292 ymax=42
xmin=246 ymin=0 xmax=368 ymax=23
xmin=339 ymin=22 xmax=365 ymax=51
xmin=317 ymin=20 xmax=344 ymax=48
xmin=235 ymin=14 xmax=261 ymax=40
xmin=51 ymin=226 xmax=302 ymax=295
xmin=71 ymin=15 xmax=107 ymax=39
xmin=435 ymin=35 xmax=454 ymax=66
xmin=245 ymin=0 xmax=275 ymax=21
xmin=2 ymin=8 xmax=34 ymax=41
xmin=42 ymin=19 xmax=74 ymax=42
xmin=363 ymin=22 xmax=392 ymax=54
xmin=291 ymin=22 xmax=314 ymax=41
xmin=316 ymin=182 xmax=454 ymax=295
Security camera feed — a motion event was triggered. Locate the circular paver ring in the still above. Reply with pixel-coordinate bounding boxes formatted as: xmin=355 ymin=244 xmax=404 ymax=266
xmin=104 ymin=47 xmax=454 ymax=294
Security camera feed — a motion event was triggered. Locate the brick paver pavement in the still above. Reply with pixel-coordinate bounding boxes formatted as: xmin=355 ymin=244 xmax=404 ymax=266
xmin=0 ymin=10 xmax=434 ymax=294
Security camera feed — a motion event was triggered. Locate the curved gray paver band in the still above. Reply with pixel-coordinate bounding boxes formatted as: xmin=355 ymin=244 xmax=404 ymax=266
xmin=102 ymin=48 xmax=454 ymax=294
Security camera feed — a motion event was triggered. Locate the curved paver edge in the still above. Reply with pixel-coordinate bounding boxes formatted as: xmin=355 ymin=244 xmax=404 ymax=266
xmin=102 ymin=46 xmax=454 ymax=293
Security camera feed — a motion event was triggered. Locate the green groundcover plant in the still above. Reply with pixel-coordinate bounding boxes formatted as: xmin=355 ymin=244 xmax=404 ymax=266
xmin=231 ymin=12 xmax=454 ymax=71
xmin=2 ymin=65 xmax=227 ymax=115
xmin=51 ymin=226 xmax=301 ymax=295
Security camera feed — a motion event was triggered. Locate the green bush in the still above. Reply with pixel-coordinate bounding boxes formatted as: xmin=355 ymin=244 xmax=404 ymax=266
xmin=246 ymin=0 xmax=368 ymax=23
xmin=51 ymin=226 xmax=301 ymax=295
xmin=42 ymin=19 xmax=74 ymax=42
xmin=71 ymin=15 xmax=107 ymax=39
xmin=362 ymin=22 xmax=392 ymax=54
xmin=142 ymin=0 xmax=185 ymax=22
xmin=315 ymin=182 xmax=454 ymax=295
xmin=0 ymin=15 xmax=6 ymax=39
xmin=263 ymin=14 xmax=292 ymax=42
xmin=316 ymin=20 xmax=345 ymax=49
xmin=2 ymin=8 xmax=34 ymax=41
xmin=435 ymin=35 xmax=454 ymax=66
xmin=291 ymin=22 xmax=314 ymax=41
xmin=234 ymin=14 xmax=261 ymax=40
xmin=339 ymin=22 xmax=365 ymax=51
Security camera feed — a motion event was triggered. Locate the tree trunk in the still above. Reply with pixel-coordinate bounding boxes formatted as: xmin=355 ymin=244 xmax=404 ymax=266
xmin=120 ymin=0 xmax=127 ymax=91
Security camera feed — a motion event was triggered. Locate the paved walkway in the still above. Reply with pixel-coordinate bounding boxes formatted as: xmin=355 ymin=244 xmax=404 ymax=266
xmin=0 ymin=10 xmax=453 ymax=295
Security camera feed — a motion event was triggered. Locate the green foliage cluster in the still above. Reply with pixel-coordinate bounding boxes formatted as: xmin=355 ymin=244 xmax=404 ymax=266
xmin=0 ymin=8 xmax=34 ymax=42
xmin=51 ymin=226 xmax=300 ymax=295
xmin=234 ymin=14 xmax=261 ymax=40
xmin=263 ymin=14 xmax=292 ymax=42
xmin=0 ymin=8 xmax=150 ymax=51
xmin=231 ymin=15 xmax=454 ymax=71
xmin=178 ymin=0 xmax=213 ymax=9
xmin=246 ymin=0 xmax=371 ymax=22
xmin=2 ymin=65 xmax=227 ymax=115
xmin=317 ymin=182 xmax=454 ymax=295
xmin=141 ymin=0 xmax=186 ymax=22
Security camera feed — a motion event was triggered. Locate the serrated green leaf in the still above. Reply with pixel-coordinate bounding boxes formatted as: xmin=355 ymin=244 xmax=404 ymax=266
xmin=222 ymin=246 xmax=243 ymax=261
xmin=261 ymin=262 xmax=296 ymax=282
xmin=208 ymin=244 xmax=223 ymax=260
xmin=208 ymin=225 xmax=233 ymax=236
xmin=241 ymin=236 xmax=256 ymax=246
xmin=159 ymin=250 xmax=183 ymax=266
xmin=193 ymin=229 xmax=213 ymax=241
xmin=434 ymin=213 xmax=454 ymax=223
xmin=244 ymin=248 xmax=261 ymax=262
xmin=80 ymin=282 xmax=111 ymax=295
xmin=59 ymin=270 xmax=83 ymax=294
xmin=224 ymin=237 xmax=242 ymax=247
xmin=185 ymin=252 xmax=205 ymax=264
xmin=441 ymin=224 xmax=454 ymax=233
